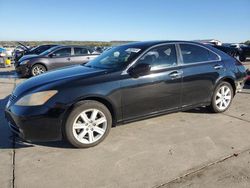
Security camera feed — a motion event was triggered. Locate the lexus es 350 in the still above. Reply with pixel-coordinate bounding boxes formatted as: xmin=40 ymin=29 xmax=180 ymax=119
xmin=5 ymin=41 xmax=247 ymax=148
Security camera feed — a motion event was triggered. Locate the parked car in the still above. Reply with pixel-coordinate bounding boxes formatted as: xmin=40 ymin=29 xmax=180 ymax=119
xmin=5 ymin=41 xmax=247 ymax=148
xmin=246 ymin=69 xmax=250 ymax=85
xmin=3 ymin=45 xmax=15 ymax=57
xmin=211 ymin=45 xmax=239 ymax=59
xmin=0 ymin=48 xmax=7 ymax=65
xmin=0 ymin=47 xmax=6 ymax=56
xmin=211 ymin=43 xmax=250 ymax=62
xmin=13 ymin=43 xmax=58 ymax=62
xmin=15 ymin=45 xmax=99 ymax=77
xmin=236 ymin=44 xmax=250 ymax=62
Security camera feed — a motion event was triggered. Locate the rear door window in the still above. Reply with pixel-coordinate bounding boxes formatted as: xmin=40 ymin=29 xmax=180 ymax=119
xmin=180 ymin=44 xmax=219 ymax=64
xmin=74 ymin=47 xmax=88 ymax=56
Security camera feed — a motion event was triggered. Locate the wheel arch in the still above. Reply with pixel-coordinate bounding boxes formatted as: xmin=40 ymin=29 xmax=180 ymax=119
xmin=31 ymin=62 xmax=48 ymax=71
xmin=215 ymin=77 xmax=236 ymax=95
xmin=63 ymin=96 xmax=117 ymax=129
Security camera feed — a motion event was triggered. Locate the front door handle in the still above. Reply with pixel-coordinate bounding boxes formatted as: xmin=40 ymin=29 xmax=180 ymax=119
xmin=67 ymin=57 xmax=71 ymax=61
xmin=214 ymin=65 xmax=223 ymax=70
xmin=169 ymin=70 xmax=182 ymax=79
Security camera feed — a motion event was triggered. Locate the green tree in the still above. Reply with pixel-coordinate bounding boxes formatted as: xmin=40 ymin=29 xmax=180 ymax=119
xmin=244 ymin=40 xmax=250 ymax=45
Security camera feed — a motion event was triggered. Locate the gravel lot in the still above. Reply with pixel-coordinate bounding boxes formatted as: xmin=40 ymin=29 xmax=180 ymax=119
xmin=0 ymin=61 xmax=250 ymax=188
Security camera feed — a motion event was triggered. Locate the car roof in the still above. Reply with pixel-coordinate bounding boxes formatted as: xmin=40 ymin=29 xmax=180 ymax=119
xmin=61 ymin=45 xmax=92 ymax=48
xmin=118 ymin=40 xmax=208 ymax=49
xmin=118 ymin=40 xmax=230 ymax=59
xmin=36 ymin=44 xmax=59 ymax=47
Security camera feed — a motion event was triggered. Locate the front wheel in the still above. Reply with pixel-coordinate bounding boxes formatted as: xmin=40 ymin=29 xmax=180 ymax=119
xmin=64 ymin=100 xmax=112 ymax=148
xmin=209 ymin=82 xmax=233 ymax=113
xmin=31 ymin=64 xmax=46 ymax=76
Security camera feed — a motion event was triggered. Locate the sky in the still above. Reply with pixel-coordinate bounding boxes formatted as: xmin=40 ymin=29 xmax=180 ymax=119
xmin=0 ymin=0 xmax=249 ymax=43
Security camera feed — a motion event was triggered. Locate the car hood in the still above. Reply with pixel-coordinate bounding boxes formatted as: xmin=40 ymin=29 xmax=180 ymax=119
xmin=13 ymin=65 xmax=107 ymax=97
xmin=17 ymin=42 xmax=29 ymax=50
xmin=18 ymin=54 xmax=39 ymax=62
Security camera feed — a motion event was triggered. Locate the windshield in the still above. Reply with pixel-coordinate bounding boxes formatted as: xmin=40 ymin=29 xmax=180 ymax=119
xmin=29 ymin=46 xmax=39 ymax=52
xmin=85 ymin=45 xmax=143 ymax=69
xmin=40 ymin=46 xmax=60 ymax=56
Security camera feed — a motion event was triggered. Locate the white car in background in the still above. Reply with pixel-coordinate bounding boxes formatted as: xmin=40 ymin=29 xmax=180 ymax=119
xmin=3 ymin=45 xmax=15 ymax=57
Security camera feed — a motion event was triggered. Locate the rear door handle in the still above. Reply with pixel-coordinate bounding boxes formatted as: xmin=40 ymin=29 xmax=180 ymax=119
xmin=214 ymin=65 xmax=223 ymax=70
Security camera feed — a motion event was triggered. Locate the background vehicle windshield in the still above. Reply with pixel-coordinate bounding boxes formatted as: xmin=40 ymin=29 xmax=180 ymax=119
xmin=85 ymin=45 xmax=143 ymax=69
xmin=40 ymin=46 xmax=60 ymax=56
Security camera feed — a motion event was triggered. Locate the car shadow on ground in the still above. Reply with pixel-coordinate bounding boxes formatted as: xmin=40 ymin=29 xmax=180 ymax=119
xmin=185 ymin=83 xmax=250 ymax=114
xmin=0 ymin=95 xmax=73 ymax=149
xmin=185 ymin=107 xmax=212 ymax=114
xmin=0 ymin=70 xmax=18 ymax=77
xmin=1 ymin=84 xmax=249 ymax=149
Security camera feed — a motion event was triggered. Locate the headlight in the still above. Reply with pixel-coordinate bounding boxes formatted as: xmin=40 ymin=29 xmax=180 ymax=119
xmin=19 ymin=60 xmax=30 ymax=65
xmin=15 ymin=90 xmax=58 ymax=106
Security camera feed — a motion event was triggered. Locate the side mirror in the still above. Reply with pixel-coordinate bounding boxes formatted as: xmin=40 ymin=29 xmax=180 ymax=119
xmin=49 ymin=53 xmax=56 ymax=58
xmin=128 ymin=63 xmax=151 ymax=77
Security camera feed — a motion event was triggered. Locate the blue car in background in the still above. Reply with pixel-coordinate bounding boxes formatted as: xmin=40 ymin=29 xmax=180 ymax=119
xmin=0 ymin=47 xmax=6 ymax=53
xmin=0 ymin=47 xmax=7 ymax=65
xmin=0 ymin=47 xmax=7 ymax=56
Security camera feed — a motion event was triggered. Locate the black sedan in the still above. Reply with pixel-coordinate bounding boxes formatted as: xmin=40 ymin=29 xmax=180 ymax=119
xmin=5 ymin=41 xmax=247 ymax=148
xmin=15 ymin=45 xmax=99 ymax=77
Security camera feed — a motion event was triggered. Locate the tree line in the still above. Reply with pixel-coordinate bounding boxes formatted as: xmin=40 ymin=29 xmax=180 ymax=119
xmin=0 ymin=40 xmax=249 ymax=47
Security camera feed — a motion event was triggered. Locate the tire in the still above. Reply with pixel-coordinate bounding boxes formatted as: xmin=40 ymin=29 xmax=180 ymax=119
xmin=239 ymin=55 xmax=246 ymax=62
xmin=31 ymin=64 xmax=47 ymax=76
xmin=209 ymin=82 xmax=233 ymax=113
xmin=64 ymin=100 xmax=112 ymax=148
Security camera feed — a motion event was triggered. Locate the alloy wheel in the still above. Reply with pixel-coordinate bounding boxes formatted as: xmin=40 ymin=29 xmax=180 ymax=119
xmin=72 ymin=109 xmax=107 ymax=144
xmin=32 ymin=65 xmax=46 ymax=76
xmin=215 ymin=85 xmax=232 ymax=111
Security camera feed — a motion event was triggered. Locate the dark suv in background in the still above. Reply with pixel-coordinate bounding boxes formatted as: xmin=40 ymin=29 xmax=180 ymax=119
xmin=15 ymin=45 xmax=99 ymax=77
xmin=233 ymin=44 xmax=250 ymax=62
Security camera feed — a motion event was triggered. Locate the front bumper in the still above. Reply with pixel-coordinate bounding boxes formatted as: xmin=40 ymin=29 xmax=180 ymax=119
xmin=15 ymin=64 xmax=30 ymax=77
xmin=4 ymin=103 xmax=67 ymax=142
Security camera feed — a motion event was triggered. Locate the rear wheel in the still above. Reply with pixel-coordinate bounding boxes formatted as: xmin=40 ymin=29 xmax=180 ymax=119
xmin=65 ymin=100 xmax=112 ymax=148
xmin=209 ymin=82 xmax=233 ymax=113
xmin=31 ymin=64 xmax=46 ymax=76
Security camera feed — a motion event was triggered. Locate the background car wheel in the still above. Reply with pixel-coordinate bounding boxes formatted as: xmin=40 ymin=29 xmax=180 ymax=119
xmin=239 ymin=55 xmax=246 ymax=62
xmin=209 ymin=82 xmax=233 ymax=113
xmin=31 ymin=64 xmax=46 ymax=76
xmin=65 ymin=100 xmax=112 ymax=148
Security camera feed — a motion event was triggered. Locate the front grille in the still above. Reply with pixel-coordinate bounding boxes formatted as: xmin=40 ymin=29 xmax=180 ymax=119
xmin=7 ymin=94 xmax=17 ymax=106
xmin=9 ymin=94 xmax=17 ymax=102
